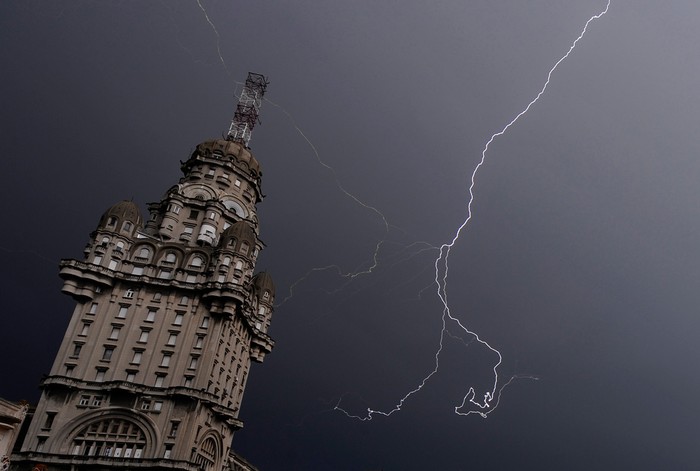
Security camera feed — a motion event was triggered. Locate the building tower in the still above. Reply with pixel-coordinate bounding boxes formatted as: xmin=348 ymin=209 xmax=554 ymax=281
xmin=12 ymin=74 xmax=274 ymax=471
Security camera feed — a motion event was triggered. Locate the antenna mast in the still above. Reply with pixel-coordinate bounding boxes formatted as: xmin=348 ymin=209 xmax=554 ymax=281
xmin=227 ymin=72 xmax=270 ymax=147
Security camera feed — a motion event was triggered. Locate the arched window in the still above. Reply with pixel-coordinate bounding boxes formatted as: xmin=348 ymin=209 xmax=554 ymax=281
xmin=193 ymin=436 xmax=218 ymax=470
xmin=165 ymin=252 xmax=176 ymax=263
xmin=228 ymin=238 xmax=236 ymax=248
xmin=115 ymin=241 xmax=125 ymax=253
xmin=123 ymin=222 xmax=132 ymax=232
xmin=106 ymin=216 xmax=117 ymax=228
xmin=100 ymin=236 xmax=110 ymax=247
xmin=222 ymin=256 xmax=231 ymax=267
xmin=138 ymin=247 xmax=151 ymax=259
xmin=190 ymin=256 xmax=204 ymax=268
xmin=234 ymin=261 xmax=243 ymax=271
xmin=70 ymin=418 xmax=147 ymax=458
xmin=263 ymin=291 xmax=270 ymax=301
xmin=240 ymin=242 xmax=249 ymax=256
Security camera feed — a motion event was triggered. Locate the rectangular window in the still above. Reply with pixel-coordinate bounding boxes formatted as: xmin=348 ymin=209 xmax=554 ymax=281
xmin=161 ymin=354 xmax=171 ymax=367
xmin=65 ymin=365 xmax=75 ymax=376
xmin=146 ymin=308 xmax=157 ymax=322
xmin=132 ymin=266 xmax=144 ymax=275
xmin=188 ymin=209 xmax=199 ymax=220
xmin=166 ymin=334 xmax=177 ymax=347
xmin=184 ymin=377 xmax=193 ymax=387
xmin=194 ymin=336 xmax=204 ymax=349
xmin=132 ymin=351 xmax=142 ymax=365
xmin=153 ymin=401 xmax=163 ymax=412
xmin=92 ymin=396 xmax=102 ymax=406
xmin=186 ymin=274 xmax=196 ymax=283
xmin=155 ymin=374 xmax=165 ymax=388
xmin=95 ymin=370 xmax=106 ymax=382
xmin=153 ymin=292 xmax=162 ymax=301
xmin=188 ymin=357 xmax=198 ymax=370
xmin=108 ymin=259 xmax=118 ymax=270
xmin=92 ymin=255 xmax=103 ymax=265
xmin=168 ymin=421 xmax=179 ymax=437
xmin=173 ymin=313 xmax=184 ymax=326
xmin=43 ymin=412 xmax=56 ymax=430
xmin=200 ymin=317 xmax=209 ymax=329
xmin=235 ymin=179 xmax=241 ymax=187
xmin=109 ymin=327 xmax=120 ymax=340
xmin=164 ymin=445 xmax=172 ymax=458
xmin=141 ymin=399 xmax=151 ymax=410
xmin=179 ymin=296 xmax=189 ymax=305
xmin=88 ymin=302 xmax=98 ymax=314
xmin=37 ymin=438 xmax=46 ymax=453
xmin=138 ymin=330 xmax=149 ymax=343
xmin=102 ymin=347 xmax=114 ymax=361
xmin=79 ymin=395 xmax=90 ymax=406
xmin=117 ymin=306 xmax=128 ymax=319
xmin=126 ymin=372 xmax=136 ymax=382
xmin=158 ymin=270 xmax=172 ymax=279
xmin=72 ymin=343 xmax=82 ymax=357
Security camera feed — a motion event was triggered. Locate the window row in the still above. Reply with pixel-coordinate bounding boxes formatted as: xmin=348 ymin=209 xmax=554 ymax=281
xmin=76 ymin=318 xmax=208 ymax=343
xmin=92 ymin=248 xmax=212 ymax=271
xmin=85 ymin=366 xmax=199 ymax=387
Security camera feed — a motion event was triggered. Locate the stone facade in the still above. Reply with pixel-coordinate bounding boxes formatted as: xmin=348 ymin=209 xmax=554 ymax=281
xmin=0 ymin=398 xmax=28 ymax=470
xmin=11 ymin=138 xmax=273 ymax=471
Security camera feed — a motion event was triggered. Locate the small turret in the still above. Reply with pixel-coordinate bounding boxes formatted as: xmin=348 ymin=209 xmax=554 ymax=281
xmin=97 ymin=200 xmax=143 ymax=234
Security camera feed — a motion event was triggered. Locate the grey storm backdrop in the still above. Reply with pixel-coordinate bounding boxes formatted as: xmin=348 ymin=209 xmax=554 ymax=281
xmin=2 ymin=1 xmax=700 ymax=469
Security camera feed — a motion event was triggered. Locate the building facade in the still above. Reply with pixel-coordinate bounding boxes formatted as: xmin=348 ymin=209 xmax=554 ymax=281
xmin=11 ymin=104 xmax=275 ymax=470
xmin=1 ymin=399 xmax=28 ymax=469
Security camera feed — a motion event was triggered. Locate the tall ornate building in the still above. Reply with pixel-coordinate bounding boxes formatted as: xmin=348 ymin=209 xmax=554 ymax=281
xmin=11 ymin=74 xmax=274 ymax=471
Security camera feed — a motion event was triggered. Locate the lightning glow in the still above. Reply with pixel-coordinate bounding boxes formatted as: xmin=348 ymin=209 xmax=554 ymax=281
xmin=335 ymin=0 xmax=611 ymax=420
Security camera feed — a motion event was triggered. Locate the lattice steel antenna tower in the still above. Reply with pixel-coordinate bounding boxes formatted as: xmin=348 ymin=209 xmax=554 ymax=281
xmin=227 ymin=72 xmax=269 ymax=147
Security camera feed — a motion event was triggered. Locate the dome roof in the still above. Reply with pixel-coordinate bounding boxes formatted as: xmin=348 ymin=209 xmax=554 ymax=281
xmin=98 ymin=200 xmax=143 ymax=228
xmin=252 ymin=271 xmax=275 ymax=300
xmin=193 ymin=139 xmax=261 ymax=177
xmin=220 ymin=221 xmax=256 ymax=250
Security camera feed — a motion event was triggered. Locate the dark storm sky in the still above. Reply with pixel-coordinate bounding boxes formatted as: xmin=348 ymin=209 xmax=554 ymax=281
xmin=2 ymin=1 xmax=700 ymax=469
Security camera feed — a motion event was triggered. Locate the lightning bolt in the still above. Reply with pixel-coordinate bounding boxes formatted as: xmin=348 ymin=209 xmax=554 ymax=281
xmin=194 ymin=0 xmax=230 ymax=75
xmin=263 ymin=96 xmax=399 ymax=307
xmin=335 ymin=0 xmax=611 ymax=420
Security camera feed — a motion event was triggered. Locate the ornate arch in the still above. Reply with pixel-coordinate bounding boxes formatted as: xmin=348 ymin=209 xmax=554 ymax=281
xmin=192 ymin=430 xmax=223 ymax=471
xmin=50 ymin=408 xmax=159 ymax=459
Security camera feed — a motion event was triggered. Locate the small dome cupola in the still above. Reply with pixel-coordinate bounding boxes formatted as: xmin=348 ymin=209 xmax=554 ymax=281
xmin=97 ymin=200 xmax=143 ymax=232
xmin=252 ymin=271 xmax=275 ymax=303
xmin=220 ymin=221 xmax=256 ymax=255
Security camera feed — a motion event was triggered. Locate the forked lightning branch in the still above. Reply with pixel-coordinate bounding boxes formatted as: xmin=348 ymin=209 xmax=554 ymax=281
xmin=335 ymin=0 xmax=612 ymax=420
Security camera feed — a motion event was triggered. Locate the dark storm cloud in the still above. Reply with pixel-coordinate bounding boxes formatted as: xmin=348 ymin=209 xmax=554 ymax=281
xmin=2 ymin=1 xmax=700 ymax=469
